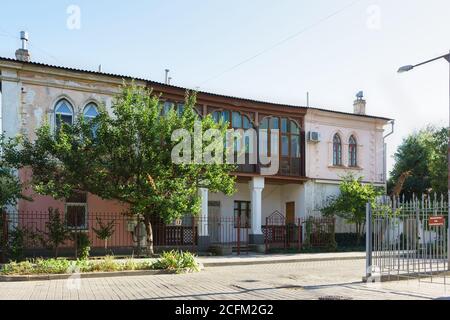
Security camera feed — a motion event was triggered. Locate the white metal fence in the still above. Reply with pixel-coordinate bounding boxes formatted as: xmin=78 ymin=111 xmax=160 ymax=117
xmin=366 ymin=195 xmax=449 ymax=284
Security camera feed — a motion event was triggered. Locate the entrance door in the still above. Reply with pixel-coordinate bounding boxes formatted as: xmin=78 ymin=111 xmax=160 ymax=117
xmin=286 ymin=202 xmax=295 ymax=224
xmin=208 ymin=201 xmax=221 ymax=243
xmin=285 ymin=202 xmax=296 ymax=245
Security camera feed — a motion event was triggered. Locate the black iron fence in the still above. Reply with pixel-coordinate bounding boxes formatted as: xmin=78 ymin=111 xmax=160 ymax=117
xmin=0 ymin=210 xmax=202 ymax=261
xmin=263 ymin=213 xmax=336 ymax=253
xmin=0 ymin=211 xmax=255 ymax=261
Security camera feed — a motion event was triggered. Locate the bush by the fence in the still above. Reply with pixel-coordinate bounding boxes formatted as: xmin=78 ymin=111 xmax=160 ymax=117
xmin=335 ymin=233 xmax=365 ymax=248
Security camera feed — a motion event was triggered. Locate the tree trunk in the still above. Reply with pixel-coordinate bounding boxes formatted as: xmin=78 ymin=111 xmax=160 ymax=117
xmin=144 ymin=216 xmax=154 ymax=256
xmin=104 ymin=239 xmax=108 ymax=255
xmin=355 ymin=223 xmax=362 ymax=245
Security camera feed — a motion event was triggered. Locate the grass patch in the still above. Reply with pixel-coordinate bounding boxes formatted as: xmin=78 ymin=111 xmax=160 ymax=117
xmin=0 ymin=251 xmax=200 ymax=276
xmin=151 ymin=250 xmax=200 ymax=274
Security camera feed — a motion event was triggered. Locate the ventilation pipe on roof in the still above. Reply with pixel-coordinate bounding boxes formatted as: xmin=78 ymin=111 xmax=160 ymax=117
xmin=15 ymin=31 xmax=31 ymax=62
xmin=353 ymin=91 xmax=366 ymax=115
xmin=165 ymin=69 xmax=170 ymax=85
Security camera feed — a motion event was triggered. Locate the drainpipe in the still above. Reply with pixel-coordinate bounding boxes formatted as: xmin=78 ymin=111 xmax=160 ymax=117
xmin=383 ymin=120 xmax=395 ymax=189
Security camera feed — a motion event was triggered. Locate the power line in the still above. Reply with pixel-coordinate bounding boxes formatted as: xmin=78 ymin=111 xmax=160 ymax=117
xmin=198 ymin=0 xmax=364 ymax=87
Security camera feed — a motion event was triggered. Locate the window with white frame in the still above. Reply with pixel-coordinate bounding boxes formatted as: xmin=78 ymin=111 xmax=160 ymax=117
xmin=348 ymin=135 xmax=358 ymax=167
xmin=55 ymin=99 xmax=74 ymax=132
xmin=83 ymin=103 xmax=99 ymax=120
xmin=83 ymin=103 xmax=99 ymax=136
xmin=333 ymin=134 xmax=343 ymax=166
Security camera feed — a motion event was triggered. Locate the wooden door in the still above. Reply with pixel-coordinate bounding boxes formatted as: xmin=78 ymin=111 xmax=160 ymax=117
xmin=286 ymin=202 xmax=295 ymax=224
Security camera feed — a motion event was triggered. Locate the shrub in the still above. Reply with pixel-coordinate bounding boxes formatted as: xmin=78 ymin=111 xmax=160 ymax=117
xmin=8 ymin=227 xmax=28 ymax=261
xmin=152 ymin=250 xmax=200 ymax=273
xmin=34 ymin=258 xmax=72 ymax=274
xmin=73 ymin=233 xmax=91 ymax=260
xmin=38 ymin=208 xmax=71 ymax=257
xmin=92 ymin=218 xmax=115 ymax=254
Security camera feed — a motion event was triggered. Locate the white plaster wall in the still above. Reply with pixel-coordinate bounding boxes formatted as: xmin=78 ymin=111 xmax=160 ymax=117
xmin=1 ymin=70 xmax=21 ymax=138
xmin=305 ymin=109 xmax=388 ymax=185
xmin=209 ymin=182 xmax=304 ymax=221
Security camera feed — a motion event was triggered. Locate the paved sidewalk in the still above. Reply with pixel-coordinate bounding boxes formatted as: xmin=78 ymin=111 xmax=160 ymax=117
xmin=197 ymin=252 xmax=366 ymax=267
xmin=1 ymin=259 xmax=449 ymax=300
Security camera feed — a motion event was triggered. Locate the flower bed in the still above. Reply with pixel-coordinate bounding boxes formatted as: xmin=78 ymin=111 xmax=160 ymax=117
xmin=0 ymin=251 xmax=200 ymax=276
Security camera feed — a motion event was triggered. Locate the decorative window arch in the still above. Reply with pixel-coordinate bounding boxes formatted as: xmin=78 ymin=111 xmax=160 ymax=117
xmin=333 ymin=133 xmax=343 ymax=166
xmin=55 ymin=99 xmax=74 ymax=131
xmin=348 ymin=135 xmax=358 ymax=167
xmin=211 ymin=110 xmax=253 ymax=129
xmin=83 ymin=102 xmax=99 ymax=120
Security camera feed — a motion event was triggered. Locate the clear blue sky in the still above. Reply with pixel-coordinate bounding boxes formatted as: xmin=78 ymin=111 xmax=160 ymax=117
xmin=1 ymin=0 xmax=449 ymax=176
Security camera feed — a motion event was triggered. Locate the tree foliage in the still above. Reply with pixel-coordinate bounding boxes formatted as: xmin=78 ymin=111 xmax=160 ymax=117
xmin=0 ymin=139 xmax=32 ymax=209
xmin=388 ymin=126 xmax=448 ymax=198
xmin=321 ymin=174 xmax=381 ymax=240
xmin=1 ymin=83 xmax=236 ymax=255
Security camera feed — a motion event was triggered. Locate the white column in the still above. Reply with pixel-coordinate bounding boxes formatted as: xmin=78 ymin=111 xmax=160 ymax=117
xmin=249 ymin=177 xmax=265 ymax=235
xmin=199 ymin=188 xmax=209 ymax=236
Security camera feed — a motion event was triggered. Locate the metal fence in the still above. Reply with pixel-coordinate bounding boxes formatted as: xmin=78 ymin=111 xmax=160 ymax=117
xmin=366 ymin=195 xmax=449 ymax=283
xmin=0 ymin=210 xmax=201 ymax=260
xmin=0 ymin=211 xmax=254 ymax=261
xmin=263 ymin=212 xmax=335 ymax=252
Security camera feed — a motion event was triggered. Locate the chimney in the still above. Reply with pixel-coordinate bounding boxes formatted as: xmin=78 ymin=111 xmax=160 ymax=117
xmin=15 ymin=31 xmax=31 ymax=62
xmin=353 ymin=91 xmax=366 ymax=115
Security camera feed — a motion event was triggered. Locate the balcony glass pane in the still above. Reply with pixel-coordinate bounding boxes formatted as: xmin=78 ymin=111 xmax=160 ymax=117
xmin=282 ymin=135 xmax=289 ymax=156
xmin=291 ymin=135 xmax=300 ymax=158
xmin=232 ymin=112 xmax=242 ymax=128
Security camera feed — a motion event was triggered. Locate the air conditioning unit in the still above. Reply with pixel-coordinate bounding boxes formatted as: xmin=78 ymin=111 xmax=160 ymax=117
xmin=308 ymin=131 xmax=321 ymax=143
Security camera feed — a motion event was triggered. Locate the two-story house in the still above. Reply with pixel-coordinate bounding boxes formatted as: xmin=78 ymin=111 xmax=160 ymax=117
xmin=0 ymin=43 xmax=392 ymax=252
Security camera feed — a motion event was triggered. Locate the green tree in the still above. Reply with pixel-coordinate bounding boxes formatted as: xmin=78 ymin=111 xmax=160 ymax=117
xmin=389 ymin=126 xmax=448 ymax=198
xmin=321 ymin=174 xmax=381 ymax=243
xmin=0 ymin=143 xmax=32 ymax=210
xmin=427 ymin=127 xmax=448 ymax=195
xmin=2 ymin=83 xmax=236 ymax=255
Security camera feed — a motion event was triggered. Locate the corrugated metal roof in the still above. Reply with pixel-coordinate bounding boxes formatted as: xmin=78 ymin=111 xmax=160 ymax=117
xmin=0 ymin=56 xmax=393 ymax=121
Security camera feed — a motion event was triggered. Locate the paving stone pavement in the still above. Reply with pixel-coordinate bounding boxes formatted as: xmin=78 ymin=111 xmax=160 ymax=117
xmin=1 ymin=260 xmax=449 ymax=300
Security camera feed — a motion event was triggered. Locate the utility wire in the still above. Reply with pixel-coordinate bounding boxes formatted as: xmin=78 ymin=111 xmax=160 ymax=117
xmin=198 ymin=0 xmax=364 ymax=87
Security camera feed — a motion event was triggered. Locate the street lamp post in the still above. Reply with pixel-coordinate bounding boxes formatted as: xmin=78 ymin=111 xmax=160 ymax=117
xmin=398 ymin=51 xmax=450 ymax=270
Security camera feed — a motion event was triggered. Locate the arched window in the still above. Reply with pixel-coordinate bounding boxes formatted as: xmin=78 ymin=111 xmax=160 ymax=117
xmin=83 ymin=103 xmax=99 ymax=120
xmin=349 ymin=135 xmax=358 ymax=167
xmin=333 ymin=134 xmax=342 ymax=166
xmin=55 ymin=99 xmax=74 ymax=132
xmin=83 ymin=103 xmax=99 ymax=136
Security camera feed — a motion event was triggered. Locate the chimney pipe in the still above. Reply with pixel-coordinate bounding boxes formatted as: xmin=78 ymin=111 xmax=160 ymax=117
xmin=353 ymin=91 xmax=366 ymax=115
xmin=165 ymin=69 xmax=170 ymax=85
xmin=15 ymin=31 xmax=31 ymax=62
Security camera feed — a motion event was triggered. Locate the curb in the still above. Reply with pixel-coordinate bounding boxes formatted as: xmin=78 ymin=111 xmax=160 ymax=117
xmin=201 ymin=255 xmax=366 ymax=267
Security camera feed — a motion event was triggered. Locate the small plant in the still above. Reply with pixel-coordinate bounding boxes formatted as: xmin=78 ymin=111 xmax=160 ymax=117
xmin=152 ymin=250 xmax=200 ymax=274
xmin=90 ymin=256 xmax=120 ymax=273
xmin=73 ymin=232 xmax=91 ymax=260
xmin=8 ymin=227 xmax=28 ymax=262
xmin=92 ymin=218 xmax=115 ymax=254
xmin=38 ymin=208 xmax=71 ymax=258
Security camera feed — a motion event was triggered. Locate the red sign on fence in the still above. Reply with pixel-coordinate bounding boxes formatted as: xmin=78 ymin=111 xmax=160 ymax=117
xmin=429 ymin=216 xmax=446 ymax=227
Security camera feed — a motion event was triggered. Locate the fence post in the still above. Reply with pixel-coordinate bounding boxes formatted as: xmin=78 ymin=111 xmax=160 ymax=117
xmin=366 ymin=202 xmax=373 ymax=279
xmin=298 ymin=218 xmax=302 ymax=252
xmin=136 ymin=215 xmax=141 ymax=257
xmin=73 ymin=211 xmax=78 ymax=259
xmin=448 ymin=191 xmax=450 ymax=271
xmin=237 ymin=215 xmax=241 ymax=256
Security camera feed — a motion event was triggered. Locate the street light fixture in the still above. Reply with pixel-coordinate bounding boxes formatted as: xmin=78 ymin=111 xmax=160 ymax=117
xmin=398 ymin=51 xmax=450 ymax=270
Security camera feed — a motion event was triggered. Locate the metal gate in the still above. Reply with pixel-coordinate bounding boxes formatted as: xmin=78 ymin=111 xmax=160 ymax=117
xmin=366 ymin=195 xmax=449 ymax=283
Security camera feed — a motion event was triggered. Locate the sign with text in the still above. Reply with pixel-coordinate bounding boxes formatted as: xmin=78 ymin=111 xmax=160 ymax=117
xmin=429 ymin=216 xmax=446 ymax=227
